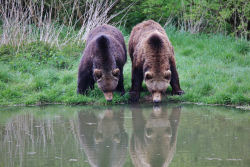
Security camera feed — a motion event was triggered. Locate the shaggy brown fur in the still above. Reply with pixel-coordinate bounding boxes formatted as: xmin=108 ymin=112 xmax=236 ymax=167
xmin=77 ymin=24 xmax=127 ymax=101
xmin=128 ymin=20 xmax=184 ymax=102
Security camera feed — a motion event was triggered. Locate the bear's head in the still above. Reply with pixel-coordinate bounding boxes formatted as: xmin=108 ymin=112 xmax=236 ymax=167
xmin=93 ymin=68 xmax=120 ymax=102
xmin=144 ymin=69 xmax=171 ymax=103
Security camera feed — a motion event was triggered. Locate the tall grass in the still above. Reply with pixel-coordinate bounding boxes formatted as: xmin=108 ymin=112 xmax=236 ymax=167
xmin=0 ymin=0 xmax=132 ymax=49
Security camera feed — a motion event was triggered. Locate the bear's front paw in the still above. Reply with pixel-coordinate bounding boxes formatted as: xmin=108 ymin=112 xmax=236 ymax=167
xmin=116 ymin=88 xmax=125 ymax=96
xmin=120 ymin=90 xmax=125 ymax=96
xmin=172 ymin=90 xmax=185 ymax=96
xmin=129 ymin=91 xmax=140 ymax=103
xmin=77 ymin=88 xmax=88 ymax=95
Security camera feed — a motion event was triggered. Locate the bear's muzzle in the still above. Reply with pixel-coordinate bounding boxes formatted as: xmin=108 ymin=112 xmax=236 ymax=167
xmin=104 ymin=92 xmax=113 ymax=102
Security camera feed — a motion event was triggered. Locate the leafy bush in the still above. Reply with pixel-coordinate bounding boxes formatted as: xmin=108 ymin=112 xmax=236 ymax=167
xmin=113 ymin=0 xmax=249 ymax=38
xmin=0 ymin=45 xmax=17 ymax=61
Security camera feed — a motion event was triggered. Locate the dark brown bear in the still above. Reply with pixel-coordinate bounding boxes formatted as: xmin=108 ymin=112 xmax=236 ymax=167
xmin=129 ymin=20 xmax=184 ymax=103
xmin=77 ymin=24 xmax=127 ymax=102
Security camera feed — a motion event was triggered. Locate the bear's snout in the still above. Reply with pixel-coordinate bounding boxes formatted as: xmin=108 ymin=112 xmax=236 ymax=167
xmin=104 ymin=92 xmax=113 ymax=102
xmin=152 ymin=92 xmax=162 ymax=103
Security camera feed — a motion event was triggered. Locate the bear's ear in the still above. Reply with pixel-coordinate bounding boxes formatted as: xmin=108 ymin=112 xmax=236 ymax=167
xmin=164 ymin=70 xmax=171 ymax=80
xmin=94 ymin=69 xmax=102 ymax=80
xmin=112 ymin=68 xmax=120 ymax=77
xmin=145 ymin=71 xmax=153 ymax=80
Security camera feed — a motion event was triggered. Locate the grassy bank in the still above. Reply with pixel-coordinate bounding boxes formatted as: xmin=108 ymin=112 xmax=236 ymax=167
xmin=0 ymin=27 xmax=249 ymax=106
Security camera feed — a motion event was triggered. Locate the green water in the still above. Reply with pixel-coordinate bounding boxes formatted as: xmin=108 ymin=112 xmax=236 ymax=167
xmin=0 ymin=104 xmax=249 ymax=167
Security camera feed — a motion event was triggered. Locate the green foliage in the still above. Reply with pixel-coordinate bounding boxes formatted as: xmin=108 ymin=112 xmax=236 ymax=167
xmin=235 ymin=41 xmax=250 ymax=55
xmin=14 ymin=42 xmax=82 ymax=69
xmin=0 ymin=64 xmax=13 ymax=83
xmin=0 ymin=45 xmax=17 ymax=61
xmin=112 ymin=0 xmax=181 ymax=29
xmin=113 ymin=0 xmax=249 ymax=38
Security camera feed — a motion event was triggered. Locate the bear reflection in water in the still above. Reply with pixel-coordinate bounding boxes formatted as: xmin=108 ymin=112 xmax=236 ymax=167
xmin=130 ymin=105 xmax=181 ymax=167
xmin=78 ymin=108 xmax=128 ymax=167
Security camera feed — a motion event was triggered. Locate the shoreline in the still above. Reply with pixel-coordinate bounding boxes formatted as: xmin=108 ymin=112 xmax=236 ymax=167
xmin=1 ymin=100 xmax=249 ymax=111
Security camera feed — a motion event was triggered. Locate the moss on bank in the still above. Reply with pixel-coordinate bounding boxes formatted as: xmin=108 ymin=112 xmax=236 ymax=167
xmin=0 ymin=27 xmax=249 ymax=106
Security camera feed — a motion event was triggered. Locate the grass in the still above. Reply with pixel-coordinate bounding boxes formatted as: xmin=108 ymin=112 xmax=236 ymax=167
xmin=0 ymin=26 xmax=249 ymax=106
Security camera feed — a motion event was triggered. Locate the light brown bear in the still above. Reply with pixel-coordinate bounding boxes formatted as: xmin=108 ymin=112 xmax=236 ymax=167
xmin=129 ymin=20 xmax=184 ymax=103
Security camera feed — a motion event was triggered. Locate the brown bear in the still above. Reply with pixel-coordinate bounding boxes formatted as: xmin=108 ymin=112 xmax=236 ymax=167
xmin=77 ymin=24 xmax=127 ymax=102
xmin=128 ymin=20 xmax=184 ymax=103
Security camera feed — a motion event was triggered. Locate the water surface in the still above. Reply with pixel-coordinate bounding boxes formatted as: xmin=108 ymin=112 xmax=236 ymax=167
xmin=0 ymin=104 xmax=249 ymax=167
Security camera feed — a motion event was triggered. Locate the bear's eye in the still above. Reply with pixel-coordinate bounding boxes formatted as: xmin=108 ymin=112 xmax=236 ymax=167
xmin=145 ymin=72 xmax=153 ymax=80
xmin=112 ymin=68 xmax=120 ymax=78
xmin=94 ymin=69 xmax=102 ymax=80
xmin=164 ymin=70 xmax=171 ymax=80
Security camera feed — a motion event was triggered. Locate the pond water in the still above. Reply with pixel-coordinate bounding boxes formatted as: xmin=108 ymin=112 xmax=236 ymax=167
xmin=0 ymin=104 xmax=249 ymax=167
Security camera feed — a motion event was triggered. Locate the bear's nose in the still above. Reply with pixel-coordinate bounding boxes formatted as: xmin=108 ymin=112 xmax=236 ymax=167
xmin=153 ymin=99 xmax=160 ymax=103
xmin=104 ymin=92 xmax=113 ymax=102
xmin=107 ymin=99 xmax=112 ymax=102
xmin=152 ymin=92 xmax=162 ymax=103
